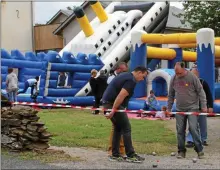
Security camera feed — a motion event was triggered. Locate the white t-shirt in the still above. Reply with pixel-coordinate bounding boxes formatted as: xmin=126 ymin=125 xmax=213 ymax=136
xmin=107 ymin=71 xmax=117 ymax=84
xmin=27 ymin=79 xmax=37 ymax=86
xmin=6 ymin=72 xmax=18 ymax=90
xmin=155 ymin=111 xmax=166 ymax=119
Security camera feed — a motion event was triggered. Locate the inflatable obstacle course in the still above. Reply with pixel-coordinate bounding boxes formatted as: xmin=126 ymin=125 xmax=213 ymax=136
xmin=1 ymin=49 xmax=103 ymax=105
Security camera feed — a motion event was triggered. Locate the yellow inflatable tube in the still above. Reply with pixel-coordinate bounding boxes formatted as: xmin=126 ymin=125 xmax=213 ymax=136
xmin=147 ymin=47 xmax=176 ymax=60
xmin=215 ymin=46 xmax=220 ymax=58
xmin=142 ymin=33 xmax=220 ymax=45
xmin=182 ymin=51 xmax=196 ymax=62
xmin=142 ymin=33 xmax=196 ymax=44
xmin=177 ymin=45 xmax=220 ymax=59
xmin=147 ymin=46 xmax=220 ymax=62
xmin=76 ymin=16 xmax=94 ymax=37
xmin=74 ymin=7 xmax=94 ymax=37
xmin=90 ymin=1 xmax=108 ymax=23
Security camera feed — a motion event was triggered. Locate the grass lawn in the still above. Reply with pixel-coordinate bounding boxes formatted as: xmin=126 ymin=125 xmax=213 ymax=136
xmin=39 ymin=108 xmax=177 ymax=155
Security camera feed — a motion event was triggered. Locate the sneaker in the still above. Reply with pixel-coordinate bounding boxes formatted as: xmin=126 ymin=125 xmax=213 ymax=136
xmin=198 ymin=152 xmax=205 ymax=159
xmin=176 ymin=152 xmax=186 ymax=159
xmin=108 ymin=155 xmax=125 ymax=162
xmin=186 ymin=141 xmax=194 ymax=148
xmin=202 ymin=141 xmax=208 ymax=146
xmin=126 ymin=153 xmax=145 ymax=163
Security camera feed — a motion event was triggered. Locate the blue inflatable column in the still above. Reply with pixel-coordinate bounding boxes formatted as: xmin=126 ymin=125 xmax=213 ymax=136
xmin=130 ymin=30 xmax=147 ymax=98
xmin=147 ymin=58 xmax=161 ymax=71
xmin=168 ymin=47 xmax=182 ymax=69
xmin=196 ymin=28 xmax=215 ymax=100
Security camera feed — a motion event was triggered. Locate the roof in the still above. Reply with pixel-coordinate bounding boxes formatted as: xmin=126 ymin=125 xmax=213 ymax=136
xmin=61 ymin=9 xmax=73 ymax=16
xmin=53 ymin=1 xmax=109 ymax=35
xmin=47 ymin=9 xmax=73 ymax=25
xmin=53 ymin=3 xmax=192 ymax=35
xmin=166 ymin=6 xmax=192 ymax=30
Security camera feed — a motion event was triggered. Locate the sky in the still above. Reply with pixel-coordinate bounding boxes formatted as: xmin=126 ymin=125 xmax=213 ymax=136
xmin=34 ymin=2 xmax=183 ymax=24
xmin=34 ymin=2 xmax=83 ymax=24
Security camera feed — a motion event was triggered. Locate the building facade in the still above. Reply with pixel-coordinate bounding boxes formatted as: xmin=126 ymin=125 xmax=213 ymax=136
xmin=1 ymin=1 xmax=34 ymax=54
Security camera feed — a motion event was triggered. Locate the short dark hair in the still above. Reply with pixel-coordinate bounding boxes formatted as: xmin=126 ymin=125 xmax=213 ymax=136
xmin=133 ymin=66 xmax=148 ymax=73
xmin=150 ymin=90 xmax=154 ymax=94
xmin=35 ymin=76 xmax=39 ymax=81
xmin=8 ymin=68 xmax=13 ymax=73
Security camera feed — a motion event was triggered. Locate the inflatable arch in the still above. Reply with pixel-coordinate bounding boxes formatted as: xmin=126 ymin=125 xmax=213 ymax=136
xmin=147 ymin=69 xmax=175 ymax=97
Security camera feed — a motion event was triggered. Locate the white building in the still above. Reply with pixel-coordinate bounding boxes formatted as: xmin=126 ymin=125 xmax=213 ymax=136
xmin=1 ymin=1 xmax=34 ymax=54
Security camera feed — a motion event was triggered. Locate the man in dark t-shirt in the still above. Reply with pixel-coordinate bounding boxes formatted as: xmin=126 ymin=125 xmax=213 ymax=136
xmin=102 ymin=66 xmax=148 ymax=163
xmin=102 ymin=72 xmax=136 ymax=107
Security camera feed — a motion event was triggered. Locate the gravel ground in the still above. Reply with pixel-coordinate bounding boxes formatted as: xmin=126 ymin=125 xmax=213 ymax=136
xmin=1 ymin=155 xmax=60 ymax=169
xmin=2 ymin=117 xmax=220 ymax=169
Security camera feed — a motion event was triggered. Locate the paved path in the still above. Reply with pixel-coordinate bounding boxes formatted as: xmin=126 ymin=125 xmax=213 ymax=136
xmin=1 ymin=155 xmax=60 ymax=169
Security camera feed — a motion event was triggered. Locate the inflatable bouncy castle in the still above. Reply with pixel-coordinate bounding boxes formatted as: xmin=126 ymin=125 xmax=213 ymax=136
xmin=2 ymin=1 xmax=171 ymax=105
xmin=1 ymin=1 xmax=220 ymax=112
xmin=1 ymin=49 xmax=103 ymax=105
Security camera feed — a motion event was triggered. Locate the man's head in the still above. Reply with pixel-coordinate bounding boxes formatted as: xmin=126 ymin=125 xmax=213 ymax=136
xmin=190 ymin=68 xmax=199 ymax=78
xmin=8 ymin=68 xmax=13 ymax=74
xmin=60 ymin=72 xmax=65 ymax=76
xmin=115 ymin=62 xmax=128 ymax=74
xmin=132 ymin=66 xmax=148 ymax=82
xmin=150 ymin=90 xmax=154 ymax=97
xmin=174 ymin=62 xmax=186 ymax=78
xmin=35 ymin=76 xmax=39 ymax=81
xmin=161 ymin=106 xmax=167 ymax=111
xmin=91 ymin=69 xmax=97 ymax=78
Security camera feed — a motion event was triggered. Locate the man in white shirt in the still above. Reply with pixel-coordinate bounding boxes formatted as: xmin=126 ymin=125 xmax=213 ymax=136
xmin=107 ymin=62 xmax=128 ymax=85
xmin=18 ymin=76 xmax=39 ymax=96
xmin=6 ymin=68 xmax=18 ymax=102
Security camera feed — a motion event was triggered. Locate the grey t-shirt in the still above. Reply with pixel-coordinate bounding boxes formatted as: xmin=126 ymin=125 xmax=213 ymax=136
xmin=168 ymin=70 xmax=207 ymax=111
xmin=6 ymin=72 xmax=18 ymax=91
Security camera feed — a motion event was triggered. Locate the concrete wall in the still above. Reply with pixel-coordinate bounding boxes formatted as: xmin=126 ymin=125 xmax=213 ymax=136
xmin=1 ymin=2 xmax=33 ymax=53
xmin=62 ymin=6 xmax=96 ymax=45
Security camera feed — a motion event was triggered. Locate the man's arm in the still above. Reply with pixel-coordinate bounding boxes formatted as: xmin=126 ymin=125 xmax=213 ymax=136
xmin=167 ymin=77 xmax=175 ymax=111
xmin=106 ymin=88 xmax=129 ymax=119
xmin=202 ymin=80 xmax=213 ymax=108
xmin=106 ymin=80 xmax=135 ymax=119
xmin=194 ymin=76 xmax=207 ymax=110
xmin=112 ymin=88 xmax=129 ymax=111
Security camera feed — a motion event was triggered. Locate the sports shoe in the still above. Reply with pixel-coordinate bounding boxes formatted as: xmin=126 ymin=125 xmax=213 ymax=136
xmin=198 ymin=152 xmax=205 ymax=159
xmin=108 ymin=155 xmax=125 ymax=162
xmin=186 ymin=141 xmax=194 ymax=148
xmin=126 ymin=153 xmax=145 ymax=163
xmin=202 ymin=141 xmax=208 ymax=146
xmin=176 ymin=152 xmax=186 ymax=159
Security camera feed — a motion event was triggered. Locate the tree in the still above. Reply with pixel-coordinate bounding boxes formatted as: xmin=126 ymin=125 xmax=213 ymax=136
xmin=182 ymin=1 xmax=220 ymax=36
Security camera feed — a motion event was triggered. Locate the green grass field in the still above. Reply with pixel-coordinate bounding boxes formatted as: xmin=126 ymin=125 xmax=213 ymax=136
xmin=38 ymin=108 xmax=177 ymax=155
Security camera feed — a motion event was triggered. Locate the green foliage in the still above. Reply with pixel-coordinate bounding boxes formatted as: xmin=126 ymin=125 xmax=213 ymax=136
xmin=182 ymin=1 xmax=220 ymax=36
